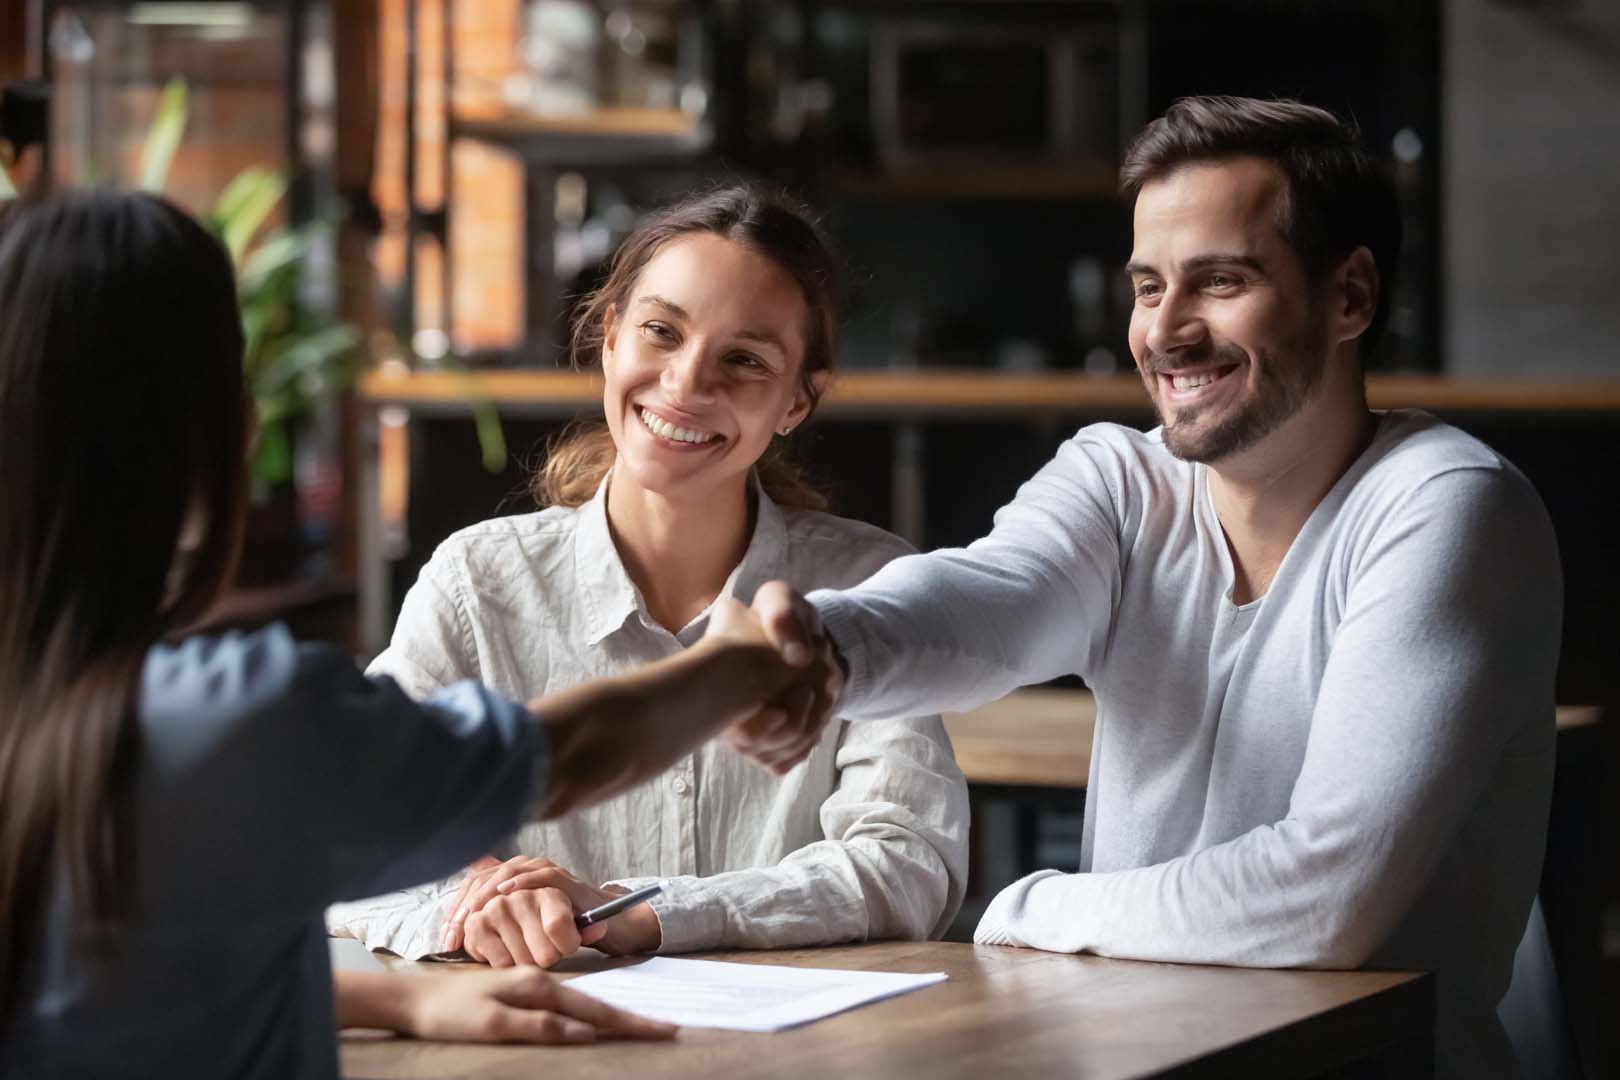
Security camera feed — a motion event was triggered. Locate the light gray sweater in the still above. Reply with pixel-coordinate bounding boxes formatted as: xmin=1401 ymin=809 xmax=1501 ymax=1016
xmin=812 ymin=411 xmax=1561 ymax=1080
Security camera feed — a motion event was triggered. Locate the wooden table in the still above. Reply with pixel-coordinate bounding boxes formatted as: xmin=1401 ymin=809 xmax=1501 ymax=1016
xmin=944 ymin=689 xmax=1603 ymax=790
xmin=339 ymin=941 xmax=1434 ymax=1079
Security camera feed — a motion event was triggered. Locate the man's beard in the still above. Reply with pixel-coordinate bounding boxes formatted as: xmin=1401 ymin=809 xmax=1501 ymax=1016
xmin=1150 ymin=333 xmax=1329 ymax=464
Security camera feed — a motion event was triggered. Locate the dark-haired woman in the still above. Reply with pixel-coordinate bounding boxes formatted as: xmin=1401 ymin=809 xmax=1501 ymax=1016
xmin=331 ymin=187 xmax=968 ymax=968
xmin=0 ymin=189 xmax=832 ymax=1078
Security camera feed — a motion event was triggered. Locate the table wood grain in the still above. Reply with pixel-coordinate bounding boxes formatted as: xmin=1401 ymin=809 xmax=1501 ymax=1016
xmin=339 ymin=941 xmax=1433 ymax=1079
xmin=944 ymin=689 xmax=1601 ymax=790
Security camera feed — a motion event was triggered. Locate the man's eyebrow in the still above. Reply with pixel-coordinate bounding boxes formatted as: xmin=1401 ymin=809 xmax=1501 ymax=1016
xmin=1124 ymin=254 xmax=1267 ymax=278
xmin=1182 ymin=254 xmax=1268 ymax=274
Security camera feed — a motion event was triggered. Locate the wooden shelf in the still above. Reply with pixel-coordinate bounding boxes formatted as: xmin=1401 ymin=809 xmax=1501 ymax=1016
xmin=360 ymin=368 xmax=1620 ymax=419
xmin=450 ymin=107 xmax=704 ymax=160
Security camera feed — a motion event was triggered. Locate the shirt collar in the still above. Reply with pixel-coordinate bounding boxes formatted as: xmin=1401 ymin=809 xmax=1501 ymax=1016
xmin=572 ymin=471 xmax=791 ymax=647
xmin=723 ymin=472 xmax=789 ymax=615
xmin=573 ymin=474 xmax=641 ymax=647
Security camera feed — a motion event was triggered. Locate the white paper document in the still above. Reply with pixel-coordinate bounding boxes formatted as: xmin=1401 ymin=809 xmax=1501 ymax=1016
xmin=564 ymin=957 xmax=948 ymax=1032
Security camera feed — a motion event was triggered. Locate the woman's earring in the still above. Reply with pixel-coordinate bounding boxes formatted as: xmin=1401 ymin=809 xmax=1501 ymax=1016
xmin=779 ymin=425 xmax=793 ymax=436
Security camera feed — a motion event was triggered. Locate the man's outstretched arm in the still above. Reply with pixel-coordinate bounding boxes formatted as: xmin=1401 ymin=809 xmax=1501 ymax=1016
xmin=754 ymin=434 xmax=1129 ymax=722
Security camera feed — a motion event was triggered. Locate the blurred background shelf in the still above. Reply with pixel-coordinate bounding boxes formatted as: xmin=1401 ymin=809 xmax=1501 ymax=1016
xmin=360 ymin=368 xmax=1620 ymax=418
xmin=449 ymin=106 xmax=705 ymax=159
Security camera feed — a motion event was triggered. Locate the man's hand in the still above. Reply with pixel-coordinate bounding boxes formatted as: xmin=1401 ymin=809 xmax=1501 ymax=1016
xmin=718 ymin=582 xmax=846 ymax=772
xmin=336 ymin=968 xmax=675 ymax=1044
xmin=440 ymin=856 xmax=660 ymax=964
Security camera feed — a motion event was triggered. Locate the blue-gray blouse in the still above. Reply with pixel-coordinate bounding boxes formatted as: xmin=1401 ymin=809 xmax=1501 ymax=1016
xmin=4 ymin=625 xmax=543 ymax=1078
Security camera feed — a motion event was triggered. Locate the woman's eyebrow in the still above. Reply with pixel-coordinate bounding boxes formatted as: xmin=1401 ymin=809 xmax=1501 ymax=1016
xmin=736 ymin=327 xmax=787 ymax=352
xmin=639 ymin=294 xmax=787 ymax=355
xmin=639 ymin=295 xmax=689 ymax=318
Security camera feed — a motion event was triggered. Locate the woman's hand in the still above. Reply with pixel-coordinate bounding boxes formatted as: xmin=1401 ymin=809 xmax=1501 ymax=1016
xmin=336 ymin=968 xmax=675 ymax=1044
xmin=440 ymin=855 xmax=661 ymax=963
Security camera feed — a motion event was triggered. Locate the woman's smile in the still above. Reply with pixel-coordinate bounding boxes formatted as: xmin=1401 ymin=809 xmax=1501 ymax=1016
xmin=634 ymin=404 xmax=725 ymax=451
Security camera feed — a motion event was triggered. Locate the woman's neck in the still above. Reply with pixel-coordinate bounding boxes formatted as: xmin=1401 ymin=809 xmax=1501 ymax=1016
xmin=604 ymin=466 xmax=755 ymax=635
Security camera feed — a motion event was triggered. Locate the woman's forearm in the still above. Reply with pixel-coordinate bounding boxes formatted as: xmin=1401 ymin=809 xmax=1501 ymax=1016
xmin=524 ymin=635 xmax=800 ymax=821
xmin=334 ymin=970 xmax=417 ymax=1032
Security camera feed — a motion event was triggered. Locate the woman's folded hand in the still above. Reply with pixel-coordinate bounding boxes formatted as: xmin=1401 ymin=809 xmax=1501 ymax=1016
xmin=440 ymin=855 xmax=660 ymax=962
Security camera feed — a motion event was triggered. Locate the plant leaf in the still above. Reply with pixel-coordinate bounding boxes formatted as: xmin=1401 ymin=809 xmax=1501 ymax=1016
xmin=428 ymin=357 xmax=509 ymax=474
xmin=251 ymin=323 xmax=362 ymax=410
xmin=251 ymin=418 xmax=293 ymax=487
xmin=238 ymin=226 xmax=314 ymax=294
xmin=472 ymin=397 xmax=509 ymax=474
xmin=138 ymin=77 xmax=188 ymax=193
xmin=239 ymin=267 xmax=298 ymax=378
xmin=211 ymin=167 xmax=286 ymax=266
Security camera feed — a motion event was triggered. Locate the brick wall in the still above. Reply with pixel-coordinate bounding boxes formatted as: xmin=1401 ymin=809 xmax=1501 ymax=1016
xmin=374 ymin=0 xmax=524 ymax=354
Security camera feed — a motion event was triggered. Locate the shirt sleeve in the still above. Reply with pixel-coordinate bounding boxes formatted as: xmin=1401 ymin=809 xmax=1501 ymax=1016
xmin=325 ymin=878 xmax=463 ymax=960
xmin=139 ymin=629 xmax=546 ymax=927
xmin=365 ymin=544 xmax=483 ymax=699
xmin=811 ymin=432 xmax=1125 ymax=721
xmin=330 ymin=546 xmax=499 ymax=954
xmin=616 ymin=715 xmax=971 ymax=954
xmin=287 ymin=652 xmax=547 ymax=906
xmin=972 ymin=466 xmax=1561 ymax=968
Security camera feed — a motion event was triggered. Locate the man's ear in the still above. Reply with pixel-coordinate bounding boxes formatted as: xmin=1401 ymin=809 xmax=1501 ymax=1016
xmin=1334 ymin=246 xmax=1378 ymax=346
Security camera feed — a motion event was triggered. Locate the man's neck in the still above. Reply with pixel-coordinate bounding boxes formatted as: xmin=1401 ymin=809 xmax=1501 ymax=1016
xmin=1207 ymin=374 xmax=1376 ymax=605
xmin=605 ymin=466 xmax=754 ymax=635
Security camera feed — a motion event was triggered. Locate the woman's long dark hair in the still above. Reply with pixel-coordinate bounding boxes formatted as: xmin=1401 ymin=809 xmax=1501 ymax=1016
xmin=0 ymin=191 xmax=249 ymax=1018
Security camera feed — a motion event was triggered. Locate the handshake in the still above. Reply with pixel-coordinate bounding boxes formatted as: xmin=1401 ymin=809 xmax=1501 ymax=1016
xmin=533 ymin=582 xmax=844 ymax=821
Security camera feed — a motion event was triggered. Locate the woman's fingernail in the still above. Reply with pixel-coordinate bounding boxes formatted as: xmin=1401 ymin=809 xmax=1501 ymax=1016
xmin=783 ymin=642 xmax=810 ymax=666
xmin=440 ymin=928 xmax=455 ymax=951
xmin=451 ymin=906 xmax=466 ymax=925
xmin=498 ymin=879 xmax=516 ymax=893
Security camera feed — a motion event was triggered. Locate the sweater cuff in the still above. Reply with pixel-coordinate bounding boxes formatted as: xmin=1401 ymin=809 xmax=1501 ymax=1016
xmin=806 ymin=590 xmax=875 ymax=718
xmin=971 ymin=870 xmax=1076 ymax=951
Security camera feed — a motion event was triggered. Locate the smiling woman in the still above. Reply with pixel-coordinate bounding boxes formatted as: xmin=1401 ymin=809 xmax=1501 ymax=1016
xmin=329 ymin=186 xmax=968 ymax=971
xmin=538 ymin=187 xmax=840 ymax=513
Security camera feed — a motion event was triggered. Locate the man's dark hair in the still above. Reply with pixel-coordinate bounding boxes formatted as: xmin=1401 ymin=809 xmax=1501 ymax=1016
xmin=1120 ymin=95 xmax=1402 ymax=358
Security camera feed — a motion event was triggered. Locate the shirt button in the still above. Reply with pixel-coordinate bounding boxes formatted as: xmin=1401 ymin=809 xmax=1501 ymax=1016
xmin=672 ymin=776 xmax=690 ymax=796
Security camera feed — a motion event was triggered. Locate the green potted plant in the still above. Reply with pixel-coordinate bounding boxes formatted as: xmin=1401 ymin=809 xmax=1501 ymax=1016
xmin=137 ymin=77 xmax=361 ymax=581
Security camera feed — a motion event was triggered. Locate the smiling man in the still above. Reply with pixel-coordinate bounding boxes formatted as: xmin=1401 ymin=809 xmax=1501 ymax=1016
xmin=746 ymin=97 xmax=1561 ymax=1079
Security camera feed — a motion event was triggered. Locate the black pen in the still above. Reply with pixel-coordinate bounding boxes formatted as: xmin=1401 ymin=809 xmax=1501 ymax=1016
xmin=574 ymin=883 xmax=664 ymax=930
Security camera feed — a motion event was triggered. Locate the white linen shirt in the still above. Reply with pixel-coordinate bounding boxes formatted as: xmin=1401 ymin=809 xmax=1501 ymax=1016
xmin=328 ymin=480 xmax=969 ymax=961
